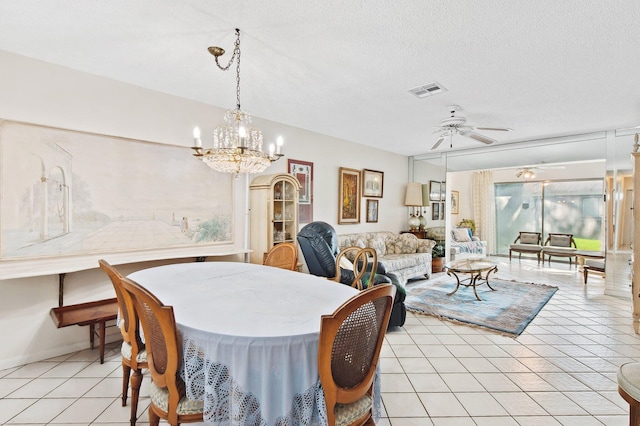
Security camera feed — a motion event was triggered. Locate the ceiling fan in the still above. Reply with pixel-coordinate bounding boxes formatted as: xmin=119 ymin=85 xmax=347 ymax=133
xmin=515 ymin=164 xmax=565 ymax=179
xmin=515 ymin=167 xmax=538 ymax=179
xmin=431 ymin=105 xmax=511 ymax=150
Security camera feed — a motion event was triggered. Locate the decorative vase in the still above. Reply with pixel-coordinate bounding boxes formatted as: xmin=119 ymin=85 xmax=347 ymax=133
xmin=418 ymin=213 xmax=427 ymax=230
xmin=408 ymin=214 xmax=420 ymax=231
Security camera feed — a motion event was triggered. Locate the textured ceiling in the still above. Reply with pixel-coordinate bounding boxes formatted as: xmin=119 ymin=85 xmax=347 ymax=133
xmin=1 ymin=0 xmax=640 ymax=158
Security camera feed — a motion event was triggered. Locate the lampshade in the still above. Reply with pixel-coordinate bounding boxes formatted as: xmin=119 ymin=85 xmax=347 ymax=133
xmin=404 ymin=182 xmax=423 ymax=206
xmin=421 ymin=184 xmax=431 ymax=206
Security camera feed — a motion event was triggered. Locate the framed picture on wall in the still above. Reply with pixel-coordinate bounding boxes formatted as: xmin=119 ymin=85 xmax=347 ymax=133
xmin=288 ymin=159 xmax=313 ymax=223
xmin=440 ymin=202 xmax=445 ymax=219
xmin=362 ymin=169 xmax=384 ymax=198
xmin=366 ymin=199 xmax=379 ymax=223
xmin=338 ymin=167 xmax=361 ymax=224
xmin=429 ymin=180 xmax=441 ymax=201
xmin=432 ymin=202 xmax=439 ymax=220
xmin=451 ymin=190 xmax=459 ymax=214
xmin=440 ymin=182 xmax=446 ymax=201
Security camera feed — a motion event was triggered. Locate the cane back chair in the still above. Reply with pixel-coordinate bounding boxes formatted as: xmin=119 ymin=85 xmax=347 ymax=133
xmin=98 ymin=259 xmax=148 ymax=426
xmin=120 ymin=277 xmax=204 ymax=426
xmin=318 ymin=283 xmax=395 ymax=426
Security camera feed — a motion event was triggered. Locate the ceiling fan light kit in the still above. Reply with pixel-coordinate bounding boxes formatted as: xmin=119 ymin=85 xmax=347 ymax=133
xmin=430 ymin=105 xmax=511 ymax=150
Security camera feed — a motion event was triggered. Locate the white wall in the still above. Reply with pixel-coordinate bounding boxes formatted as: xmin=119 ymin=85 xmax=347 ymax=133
xmin=0 ymin=50 xmax=408 ymax=368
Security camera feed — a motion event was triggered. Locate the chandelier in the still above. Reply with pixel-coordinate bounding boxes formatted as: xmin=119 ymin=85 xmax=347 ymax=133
xmin=192 ymin=28 xmax=283 ymax=174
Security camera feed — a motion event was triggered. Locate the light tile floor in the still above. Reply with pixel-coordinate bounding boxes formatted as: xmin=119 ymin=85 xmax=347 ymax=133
xmin=0 ymin=257 xmax=637 ymax=425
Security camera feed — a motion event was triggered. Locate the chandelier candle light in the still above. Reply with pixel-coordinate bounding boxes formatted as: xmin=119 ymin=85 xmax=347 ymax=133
xmin=192 ymin=28 xmax=284 ymax=174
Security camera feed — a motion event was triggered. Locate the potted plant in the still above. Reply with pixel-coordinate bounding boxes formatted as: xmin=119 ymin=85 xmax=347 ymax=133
xmin=431 ymin=242 xmax=446 ymax=273
xmin=458 ymin=218 xmax=476 ymax=235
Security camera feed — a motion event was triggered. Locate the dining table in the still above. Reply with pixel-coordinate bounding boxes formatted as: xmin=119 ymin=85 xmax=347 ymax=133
xmin=127 ymin=261 xmax=375 ymax=426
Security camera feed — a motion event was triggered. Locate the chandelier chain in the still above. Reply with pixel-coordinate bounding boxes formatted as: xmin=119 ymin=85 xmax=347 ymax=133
xmin=213 ymin=28 xmax=242 ymax=110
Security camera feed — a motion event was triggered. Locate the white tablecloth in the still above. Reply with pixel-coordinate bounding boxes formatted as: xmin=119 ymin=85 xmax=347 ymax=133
xmin=128 ymin=262 xmax=360 ymax=425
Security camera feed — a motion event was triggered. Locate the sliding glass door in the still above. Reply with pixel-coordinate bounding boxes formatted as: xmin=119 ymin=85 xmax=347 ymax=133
xmin=495 ymin=179 xmax=604 ymax=255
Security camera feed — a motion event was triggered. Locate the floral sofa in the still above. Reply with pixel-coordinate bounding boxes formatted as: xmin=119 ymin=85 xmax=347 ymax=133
xmin=425 ymin=226 xmax=487 ymax=260
xmin=338 ymin=231 xmax=436 ymax=285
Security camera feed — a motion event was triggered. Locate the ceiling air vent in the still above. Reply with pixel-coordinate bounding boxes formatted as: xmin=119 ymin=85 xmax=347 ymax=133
xmin=408 ymin=82 xmax=447 ymax=98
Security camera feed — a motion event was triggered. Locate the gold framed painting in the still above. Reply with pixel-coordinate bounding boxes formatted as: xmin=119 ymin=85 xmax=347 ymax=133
xmin=338 ymin=167 xmax=361 ymax=224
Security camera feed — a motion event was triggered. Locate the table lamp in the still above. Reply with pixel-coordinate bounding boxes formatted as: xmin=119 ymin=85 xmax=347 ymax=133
xmin=404 ymin=183 xmax=423 ymax=231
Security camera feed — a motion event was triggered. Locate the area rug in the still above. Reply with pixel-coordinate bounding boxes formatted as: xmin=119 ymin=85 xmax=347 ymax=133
xmin=405 ymin=276 xmax=557 ymax=336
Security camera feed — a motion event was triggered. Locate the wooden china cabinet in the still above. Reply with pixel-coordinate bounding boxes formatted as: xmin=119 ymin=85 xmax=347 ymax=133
xmin=249 ymin=173 xmax=301 ymax=265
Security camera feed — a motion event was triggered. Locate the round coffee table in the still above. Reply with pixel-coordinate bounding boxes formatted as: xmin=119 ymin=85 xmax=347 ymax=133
xmin=445 ymin=258 xmax=498 ymax=301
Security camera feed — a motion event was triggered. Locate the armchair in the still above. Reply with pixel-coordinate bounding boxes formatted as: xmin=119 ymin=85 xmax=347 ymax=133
xmin=541 ymin=233 xmax=578 ymax=266
xmin=297 ymin=221 xmax=406 ymax=327
xmin=509 ymin=231 xmax=543 ymax=263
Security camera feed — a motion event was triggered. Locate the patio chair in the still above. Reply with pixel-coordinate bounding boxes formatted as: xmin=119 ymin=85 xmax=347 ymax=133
xmin=318 ymin=283 xmax=395 ymax=426
xmin=98 ymin=259 xmax=148 ymax=426
xmin=541 ymin=233 xmax=577 ymax=266
xmin=509 ymin=232 xmax=543 ymax=263
xmin=583 ymin=258 xmax=605 ymax=284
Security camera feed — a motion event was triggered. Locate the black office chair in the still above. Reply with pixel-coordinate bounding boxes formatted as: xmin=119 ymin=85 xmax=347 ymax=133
xmin=297 ymin=221 xmax=406 ymax=327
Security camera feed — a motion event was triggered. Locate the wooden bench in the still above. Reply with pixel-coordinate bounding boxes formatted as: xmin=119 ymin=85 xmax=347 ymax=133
xmin=50 ymin=298 xmax=119 ymax=364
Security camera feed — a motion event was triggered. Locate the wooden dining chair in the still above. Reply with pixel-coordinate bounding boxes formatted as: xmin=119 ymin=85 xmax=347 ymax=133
xmin=263 ymin=242 xmax=298 ymax=271
xmin=120 ymin=276 xmax=204 ymax=426
xmin=98 ymin=259 xmax=148 ymax=426
xmin=318 ymin=284 xmax=395 ymax=426
xmin=335 ymin=246 xmax=378 ymax=291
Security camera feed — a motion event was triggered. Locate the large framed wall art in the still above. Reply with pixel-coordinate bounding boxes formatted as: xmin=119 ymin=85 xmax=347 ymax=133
xmin=0 ymin=119 xmax=236 ymax=278
xmin=338 ymin=167 xmax=361 ymax=224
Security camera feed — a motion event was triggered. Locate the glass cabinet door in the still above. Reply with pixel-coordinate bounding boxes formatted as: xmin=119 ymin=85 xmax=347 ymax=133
xmin=272 ymin=178 xmax=297 ymax=245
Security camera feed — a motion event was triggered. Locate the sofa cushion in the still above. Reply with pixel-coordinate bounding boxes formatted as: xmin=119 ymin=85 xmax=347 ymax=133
xmin=542 ymin=246 xmax=577 ymax=254
xmin=585 ymin=258 xmax=605 ymax=269
xmin=379 ymin=253 xmax=430 ymax=272
xmin=368 ymin=235 xmax=387 ymax=257
xmin=452 ymin=228 xmax=472 ymax=242
xmin=397 ymin=233 xmax=418 ymax=254
xmin=385 ymin=239 xmax=401 ymax=255
xmin=510 ymin=243 xmax=542 ymax=252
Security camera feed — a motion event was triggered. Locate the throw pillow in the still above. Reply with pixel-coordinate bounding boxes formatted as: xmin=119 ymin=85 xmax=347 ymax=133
xmin=385 ymin=240 xmax=399 ymax=255
xmin=368 ymin=236 xmax=387 ymax=257
xmin=398 ymin=233 xmax=418 ymax=254
xmin=452 ymin=228 xmax=472 ymax=242
xmin=339 ymin=256 xmax=354 ymax=270
xmin=520 ymin=233 xmax=539 ymax=245
xmin=345 ymin=239 xmax=367 ymax=261
xmin=549 ymin=235 xmax=571 ymax=247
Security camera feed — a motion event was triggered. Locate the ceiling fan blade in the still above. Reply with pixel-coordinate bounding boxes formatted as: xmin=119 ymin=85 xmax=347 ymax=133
xmin=465 ymin=131 xmax=496 ymax=145
xmin=431 ymin=136 xmax=445 ymax=150
xmin=473 ymin=126 xmax=512 ymax=132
